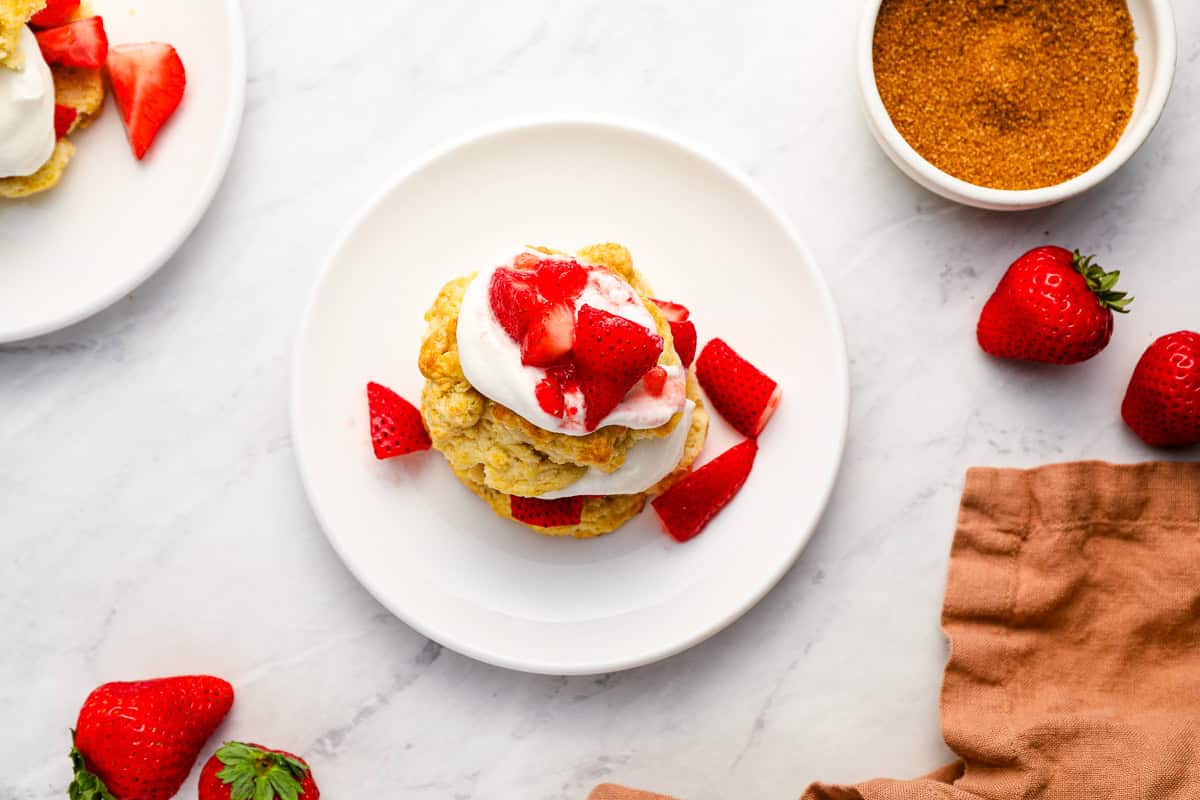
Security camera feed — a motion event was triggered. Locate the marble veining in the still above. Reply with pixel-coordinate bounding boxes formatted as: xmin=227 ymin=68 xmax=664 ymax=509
xmin=3 ymin=1 xmax=1200 ymax=798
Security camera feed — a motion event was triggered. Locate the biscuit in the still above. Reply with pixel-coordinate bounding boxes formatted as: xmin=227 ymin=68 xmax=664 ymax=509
xmin=0 ymin=137 xmax=72 ymax=198
xmin=0 ymin=0 xmax=44 ymax=70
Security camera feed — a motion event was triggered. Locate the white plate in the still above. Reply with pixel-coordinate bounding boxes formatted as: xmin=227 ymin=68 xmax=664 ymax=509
xmin=0 ymin=0 xmax=245 ymax=342
xmin=292 ymin=118 xmax=849 ymax=675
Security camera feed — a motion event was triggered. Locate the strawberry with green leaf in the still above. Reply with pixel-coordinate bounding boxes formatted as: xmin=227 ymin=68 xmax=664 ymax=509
xmin=198 ymin=742 xmax=320 ymax=800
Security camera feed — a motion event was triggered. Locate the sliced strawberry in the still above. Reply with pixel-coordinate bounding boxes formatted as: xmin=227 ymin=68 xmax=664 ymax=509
xmin=30 ymin=0 xmax=81 ymax=28
xmin=535 ymin=376 xmax=565 ymax=417
xmin=574 ymin=305 xmax=664 ymax=431
xmin=489 ymin=267 xmax=543 ymax=342
xmin=106 ymin=42 xmax=186 ymax=160
xmin=670 ymin=320 xmax=697 ymax=368
xmin=652 ymin=439 xmax=758 ymax=542
xmin=521 ymin=303 xmax=575 ymax=367
xmin=643 ymin=366 xmax=668 ymax=396
xmin=652 ymin=299 xmax=690 ymax=323
xmin=696 ymin=339 xmax=781 ymax=438
xmin=366 ymin=381 xmax=431 ymax=459
xmin=510 ymin=495 xmax=584 ymax=527
xmin=36 ymin=16 xmax=108 ymax=68
xmin=535 ymin=260 xmax=589 ymax=303
xmin=54 ymin=104 xmax=77 ymax=138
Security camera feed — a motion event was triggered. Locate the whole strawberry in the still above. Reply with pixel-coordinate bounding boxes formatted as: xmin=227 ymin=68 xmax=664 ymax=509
xmin=198 ymin=742 xmax=320 ymax=800
xmin=70 ymin=675 xmax=234 ymax=800
xmin=1122 ymin=331 xmax=1200 ymax=448
xmin=977 ymin=246 xmax=1132 ymax=364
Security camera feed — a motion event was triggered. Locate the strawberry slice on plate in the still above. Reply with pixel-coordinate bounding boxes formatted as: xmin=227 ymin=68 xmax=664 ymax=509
xmin=366 ymin=381 xmax=431 ymax=459
xmin=35 ymin=16 xmax=108 ymax=69
xmin=510 ymin=495 xmax=585 ymax=527
xmin=521 ymin=303 xmax=575 ymax=367
xmin=652 ymin=439 xmax=758 ymax=542
xmin=30 ymin=0 xmax=81 ymax=28
xmin=696 ymin=338 xmax=781 ymax=438
xmin=53 ymin=104 xmax=77 ymax=138
xmin=106 ymin=42 xmax=187 ymax=159
xmin=574 ymin=304 xmax=663 ymax=431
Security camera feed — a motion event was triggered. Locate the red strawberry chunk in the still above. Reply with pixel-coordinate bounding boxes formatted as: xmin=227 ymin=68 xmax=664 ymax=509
xmin=535 ymin=260 xmax=589 ymax=303
xmin=535 ymin=376 xmax=565 ymax=417
xmin=651 ymin=299 xmax=690 ymax=322
xmin=696 ymin=339 xmax=781 ymax=438
xmin=521 ymin=302 xmax=575 ymax=367
xmin=367 ymin=381 xmax=431 ymax=459
xmin=510 ymin=495 xmax=584 ymax=527
xmin=489 ymin=267 xmax=543 ymax=342
xmin=573 ymin=305 xmax=664 ymax=431
xmin=652 ymin=439 xmax=758 ymax=541
xmin=106 ymin=42 xmax=186 ymax=160
xmin=643 ymin=366 xmax=668 ymax=396
xmin=35 ymin=16 xmax=107 ymax=68
xmin=53 ymin=104 xmax=77 ymax=138
xmin=670 ymin=319 xmax=697 ymax=368
xmin=30 ymin=0 xmax=81 ymax=28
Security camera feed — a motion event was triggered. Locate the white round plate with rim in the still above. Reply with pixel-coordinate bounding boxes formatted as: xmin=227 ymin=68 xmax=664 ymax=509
xmin=292 ymin=118 xmax=849 ymax=675
xmin=0 ymin=0 xmax=245 ymax=343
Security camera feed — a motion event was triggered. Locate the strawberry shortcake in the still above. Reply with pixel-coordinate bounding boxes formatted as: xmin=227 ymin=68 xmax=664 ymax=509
xmin=367 ymin=243 xmax=783 ymax=542
xmin=0 ymin=0 xmax=185 ymax=198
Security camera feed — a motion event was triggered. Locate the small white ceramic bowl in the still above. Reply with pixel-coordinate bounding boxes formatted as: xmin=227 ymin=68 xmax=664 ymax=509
xmin=858 ymin=0 xmax=1177 ymax=211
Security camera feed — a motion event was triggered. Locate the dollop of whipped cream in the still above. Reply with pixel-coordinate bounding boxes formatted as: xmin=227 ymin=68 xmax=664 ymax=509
xmin=529 ymin=401 xmax=695 ymax=499
xmin=0 ymin=27 xmax=56 ymax=179
xmin=457 ymin=251 xmax=687 ymax=436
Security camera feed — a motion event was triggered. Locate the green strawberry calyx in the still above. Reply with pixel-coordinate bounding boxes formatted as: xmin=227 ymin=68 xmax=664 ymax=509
xmin=1074 ymin=250 xmax=1133 ymax=314
xmin=215 ymin=741 xmax=311 ymax=800
xmin=68 ymin=735 xmax=117 ymax=800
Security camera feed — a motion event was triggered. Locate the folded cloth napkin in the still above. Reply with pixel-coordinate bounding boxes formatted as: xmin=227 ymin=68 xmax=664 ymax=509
xmin=592 ymin=461 xmax=1200 ymax=800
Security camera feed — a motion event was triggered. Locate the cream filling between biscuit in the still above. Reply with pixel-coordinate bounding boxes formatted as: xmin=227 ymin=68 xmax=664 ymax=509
xmin=519 ymin=401 xmax=696 ymax=500
xmin=0 ymin=27 xmax=55 ymax=178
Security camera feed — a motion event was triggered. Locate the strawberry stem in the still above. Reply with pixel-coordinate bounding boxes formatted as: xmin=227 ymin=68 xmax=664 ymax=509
xmin=69 ymin=737 xmax=117 ymax=800
xmin=1073 ymin=250 xmax=1133 ymax=313
xmin=215 ymin=742 xmax=311 ymax=800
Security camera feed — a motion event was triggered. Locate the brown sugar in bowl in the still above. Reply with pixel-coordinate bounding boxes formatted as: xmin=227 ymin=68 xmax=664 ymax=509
xmin=857 ymin=0 xmax=1177 ymax=211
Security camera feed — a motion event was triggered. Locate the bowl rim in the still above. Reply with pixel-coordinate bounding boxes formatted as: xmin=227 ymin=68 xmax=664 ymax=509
xmin=857 ymin=0 xmax=1178 ymax=209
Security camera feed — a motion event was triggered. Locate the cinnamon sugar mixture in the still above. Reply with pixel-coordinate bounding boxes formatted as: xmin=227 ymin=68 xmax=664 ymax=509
xmin=873 ymin=0 xmax=1138 ymax=190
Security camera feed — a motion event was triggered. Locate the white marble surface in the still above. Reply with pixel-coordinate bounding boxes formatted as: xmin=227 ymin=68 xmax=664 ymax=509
xmin=3 ymin=1 xmax=1200 ymax=798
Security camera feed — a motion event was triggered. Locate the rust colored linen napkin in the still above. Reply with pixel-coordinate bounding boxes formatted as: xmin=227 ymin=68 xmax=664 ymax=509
xmin=591 ymin=461 xmax=1200 ymax=800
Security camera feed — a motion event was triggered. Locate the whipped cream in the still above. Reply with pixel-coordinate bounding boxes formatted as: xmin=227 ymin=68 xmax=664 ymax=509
xmin=530 ymin=401 xmax=696 ymax=499
xmin=457 ymin=252 xmax=688 ymax=436
xmin=0 ymin=27 xmax=55 ymax=179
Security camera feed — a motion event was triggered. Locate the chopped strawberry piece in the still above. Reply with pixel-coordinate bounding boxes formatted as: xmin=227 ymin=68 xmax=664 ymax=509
xmin=513 ymin=253 xmax=541 ymax=270
xmin=652 ymin=439 xmax=758 ymax=542
xmin=510 ymin=495 xmax=584 ymax=527
xmin=30 ymin=0 xmax=81 ymax=28
xmin=643 ymin=366 xmax=668 ymax=396
xmin=489 ymin=267 xmax=543 ymax=342
xmin=366 ymin=381 xmax=431 ymax=459
xmin=670 ymin=320 xmax=697 ymax=368
xmin=696 ymin=339 xmax=781 ymax=438
xmin=535 ymin=260 xmax=589 ymax=303
xmin=521 ymin=303 xmax=575 ymax=367
xmin=53 ymin=104 xmax=77 ymax=138
xmin=651 ymin=299 xmax=690 ymax=322
xmin=35 ymin=16 xmax=107 ymax=68
xmin=535 ymin=376 xmax=565 ymax=417
xmin=573 ymin=305 xmax=664 ymax=431
xmin=106 ymin=42 xmax=186 ymax=160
